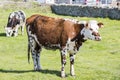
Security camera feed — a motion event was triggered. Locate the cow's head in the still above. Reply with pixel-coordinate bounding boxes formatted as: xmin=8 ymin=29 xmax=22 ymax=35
xmin=81 ymin=20 xmax=104 ymax=41
xmin=5 ymin=27 xmax=13 ymax=37
xmin=5 ymin=15 xmax=20 ymax=37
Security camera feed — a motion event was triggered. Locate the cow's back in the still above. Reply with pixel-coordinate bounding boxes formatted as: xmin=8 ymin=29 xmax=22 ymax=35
xmin=26 ymin=14 xmax=40 ymax=26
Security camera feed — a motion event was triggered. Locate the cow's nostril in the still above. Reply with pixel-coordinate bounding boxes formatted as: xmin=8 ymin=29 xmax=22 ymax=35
xmin=13 ymin=31 xmax=16 ymax=33
xmin=95 ymin=36 xmax=102 ymax=41
xmin=92 ymin=32 xmax=100 ymax=36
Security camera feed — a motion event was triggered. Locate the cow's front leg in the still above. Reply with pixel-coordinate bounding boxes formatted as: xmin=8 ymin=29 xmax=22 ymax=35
xmin=32 ymin=50 xmax=42 ymax=71
xmin=13 ymin=30 xmax=18 ymax=37
xmin=61 ymin=47 xmax=67 ymax=78
xmin=13 ymin=25 xmax=19 ymax=36
xmin=70 ymin=54 xmax=75 ymax=76
xmin=21 ymin=23 xmax=25 ymax=35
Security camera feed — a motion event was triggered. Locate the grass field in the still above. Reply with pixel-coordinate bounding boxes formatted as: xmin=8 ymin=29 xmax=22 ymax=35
xmin=0 ymin=2 xmax=120 ymax=80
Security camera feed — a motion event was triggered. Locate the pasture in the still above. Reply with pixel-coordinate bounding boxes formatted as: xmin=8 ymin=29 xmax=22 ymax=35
xmin=0 ymin=2 xmax=120 ymax=80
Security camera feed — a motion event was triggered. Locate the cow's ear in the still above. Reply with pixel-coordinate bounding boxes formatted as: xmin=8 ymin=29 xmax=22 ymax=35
xmin=98 ymin=22 xmax=104 ymax=28
xmin=85 ymin=23 xmax=89 ymax=28
xmin=17 ymin=19 xmax=20 ymax=24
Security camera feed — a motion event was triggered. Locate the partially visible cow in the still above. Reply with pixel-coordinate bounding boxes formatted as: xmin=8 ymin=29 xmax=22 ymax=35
xmin=5 ymin=10 xmax=26 ymax=37
xmin=26 ymin=14 xmax=104 ymax=77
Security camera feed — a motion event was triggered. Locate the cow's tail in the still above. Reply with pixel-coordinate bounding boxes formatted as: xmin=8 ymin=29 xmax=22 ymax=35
xmin=26 ymin=25 xmax=30 ymax=64
xmin=26 ymin=22 xmax=31 ymax=64
xmin=28 ymin=43 xmax=30 ymax=64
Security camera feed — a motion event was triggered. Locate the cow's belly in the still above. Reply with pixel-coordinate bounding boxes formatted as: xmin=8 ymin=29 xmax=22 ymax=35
xmin=43 ymin=43 xmax=61 ymax=50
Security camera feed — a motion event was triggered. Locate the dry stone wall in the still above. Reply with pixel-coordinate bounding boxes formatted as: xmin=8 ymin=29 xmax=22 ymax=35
xmin=51 ymin=5 xmax=120 ymax=20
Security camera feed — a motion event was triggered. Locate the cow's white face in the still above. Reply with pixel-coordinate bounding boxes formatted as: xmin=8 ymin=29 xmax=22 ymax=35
xmin=81 ymin=20 xmax=103 ymax=41
xmin=5 ymin=27 xmax=13 ymax=37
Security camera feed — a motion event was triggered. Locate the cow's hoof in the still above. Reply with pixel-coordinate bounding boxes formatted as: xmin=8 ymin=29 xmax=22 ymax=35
xmin=61 ymin=71 xmax=66 ymax=78
xmin=71 ymin=74 xmax=75 ymax=77
xmin=34 ymin=69 xmax=41 ymax=72
xmin=61 ymin=75 xmax=66 ymax=78
xmin=35 ymin=68 xmax=42 ymax=71
xmin=70 ymin=73 xmax=75 ymax=76
xmin=34 ymin=66 xmax=42 ymax=71
xmin=37 ymin=66 xmax=42 ymax=71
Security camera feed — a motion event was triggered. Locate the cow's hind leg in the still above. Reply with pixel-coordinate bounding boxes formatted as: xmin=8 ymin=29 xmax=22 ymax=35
xmin=36 ymin=48 xmax=42 ymax=70
xmin=29 ymin=37 xmax=42 ymax=71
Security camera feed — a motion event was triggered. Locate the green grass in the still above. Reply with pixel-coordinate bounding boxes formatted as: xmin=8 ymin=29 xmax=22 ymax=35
xmin=0 ymin=2 xmax=120 ymax=80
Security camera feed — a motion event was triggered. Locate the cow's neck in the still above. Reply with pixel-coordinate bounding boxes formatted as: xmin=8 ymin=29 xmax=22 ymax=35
xmin=71 ymin=24 xmax=87 ymax=43
xmin=71 ymin=33 xmax=85 ymax=41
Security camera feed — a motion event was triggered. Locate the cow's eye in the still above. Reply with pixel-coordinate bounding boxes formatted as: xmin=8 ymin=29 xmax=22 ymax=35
xmin=90 ymin=28 xmax=93 ymax=31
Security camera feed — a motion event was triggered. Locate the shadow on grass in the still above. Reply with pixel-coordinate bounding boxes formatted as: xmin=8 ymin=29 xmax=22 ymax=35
xmin=0 ymin=33 xmax=6 ymax=37
xmin=0 ymin=69 xmax=61 ymax=77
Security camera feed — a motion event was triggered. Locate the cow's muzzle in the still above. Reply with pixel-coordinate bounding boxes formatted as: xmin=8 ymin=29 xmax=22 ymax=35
xmin=5 ymin=27 xmax=13 ymax=37
xmin=95 ymin=36 xmax=101 ymax=41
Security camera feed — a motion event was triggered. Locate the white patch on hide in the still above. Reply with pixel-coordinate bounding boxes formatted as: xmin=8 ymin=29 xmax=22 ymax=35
xmin=64 ymin=18 xmax=78 ymax=23
xmin=89 ymin=20 xmax=99 ymax=33
xmin=66 ymin=38 xmax=78 ymax=54
xmin=10 ymin=12 xmax=15 ymax=18
xmin=27 ymin=25 xmax=40 ymax=46
xmin=81 ymin=27 xmax=95 ymax=40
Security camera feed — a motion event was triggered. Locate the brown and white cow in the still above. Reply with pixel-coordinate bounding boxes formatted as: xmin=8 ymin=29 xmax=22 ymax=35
xmin=26 ymin=14 xmax=103 ymax=77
